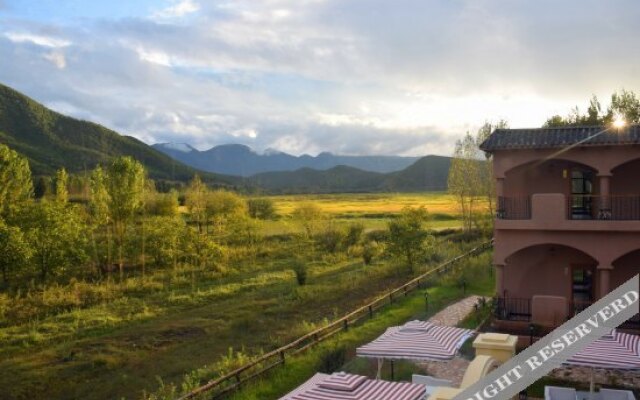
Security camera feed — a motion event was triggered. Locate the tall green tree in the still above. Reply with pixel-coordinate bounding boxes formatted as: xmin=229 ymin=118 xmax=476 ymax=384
xmin=0 ymin=144 xmax=33 ymax=220
xmin=386 ymin=206 xmax=430 ymax=270
xmin=105 ymin=156 xmax=145 ymax=281
xmin=185 ymin=174 xmax=208 ymax=234
xmin=89 ymin=166 xmax=111 ymax=271
xmin=0 ymin=221 xmax=32 ymax=285
xmin=18 ymin=201 xmax=87 ymax=281
xmin=55 ymin=167 xmax=69 ymax=204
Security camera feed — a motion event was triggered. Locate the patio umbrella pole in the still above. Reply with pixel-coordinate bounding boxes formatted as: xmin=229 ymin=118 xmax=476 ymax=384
xmin=376 ymin=358 xmax=383 ymax=380
xmin=589 ymin=367 xmax=595 ymax=400
xmin=391 ymin=360 xmax=395 ymax=381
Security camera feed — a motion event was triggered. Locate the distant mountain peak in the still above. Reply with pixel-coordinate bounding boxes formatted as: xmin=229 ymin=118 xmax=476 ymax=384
xmin=156 ymin=142 xmax=195 ymax=153
xmin=262 ymin=147 xmax=285 ymax=156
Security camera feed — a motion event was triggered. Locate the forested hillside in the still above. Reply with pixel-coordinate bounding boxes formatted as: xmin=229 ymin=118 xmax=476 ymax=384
xmin=0 ymin=84 xmax=234 ymax=185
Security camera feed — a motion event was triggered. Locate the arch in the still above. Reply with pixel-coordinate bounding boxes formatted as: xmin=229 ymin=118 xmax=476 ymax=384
xmin=612 ymin=248 xmax=640 ymax=265
xmin=503 ymin=157 xmax=599 ymax=179
xmin=610 ymin=153 xmax=640 ymax=173
xmin=611 ymin=158 xmax=640 ymax=195
xmin=499 ymin=243 xmax=599 ymax=302
xmin=460 ymin=355 xmax=499 ymax=389
xmin=497 ymin=241 xmax=598 ymax=265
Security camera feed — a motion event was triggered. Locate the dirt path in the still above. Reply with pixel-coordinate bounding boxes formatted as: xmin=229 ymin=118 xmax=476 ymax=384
xmin=416 ymin=295 xmax=486 ymax=386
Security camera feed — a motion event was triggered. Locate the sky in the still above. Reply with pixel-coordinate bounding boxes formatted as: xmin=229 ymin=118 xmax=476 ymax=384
xmin=1 ymin=0 xmax=639 ymax=156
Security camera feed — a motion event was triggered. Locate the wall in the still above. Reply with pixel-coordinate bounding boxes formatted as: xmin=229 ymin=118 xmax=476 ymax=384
xmin=612 ymin=249 xmax=640 ymax=290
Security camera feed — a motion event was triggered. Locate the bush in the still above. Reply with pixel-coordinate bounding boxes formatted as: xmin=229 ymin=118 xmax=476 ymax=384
xmin=315 ymin=228 xmax=345 ymax=253
xmin=291 ymin=260 xmax=308 ymax=286
xmin=343 ymin=222 xmax=364 ymax=248
xmin=362 ymin=241 xmax=381 ymax=265
xmin=317 ymin=344 xmax=347 ymax=373
xmin=247 ymin=198 xmax=276 ymax=220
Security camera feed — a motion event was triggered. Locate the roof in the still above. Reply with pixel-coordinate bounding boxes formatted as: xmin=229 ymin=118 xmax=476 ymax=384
xmin=479 ymin=124 xmax=640 ymax=151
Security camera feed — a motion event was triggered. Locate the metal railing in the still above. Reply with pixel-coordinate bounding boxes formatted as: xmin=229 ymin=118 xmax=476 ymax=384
xmin=568 ymin=195 xmax=640 ymax=220
xmin=497 ymin=196 xmax=532 ymax=220
xmin=493 ymin=297 xmax=532 ymax=322
xmin=177 ymin=240 xmax=494 ymax=400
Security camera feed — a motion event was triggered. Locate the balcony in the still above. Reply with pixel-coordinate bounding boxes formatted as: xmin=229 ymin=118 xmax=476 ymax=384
xmin=568 ymin=195 xmax=640 ymax=220
xmin=493 ymin=296 xmax=639 ymax=331
xmin=496 ymin=194 xmax=640 ymax=232
xmin=498 ymin=195 xmax=640 ymax=221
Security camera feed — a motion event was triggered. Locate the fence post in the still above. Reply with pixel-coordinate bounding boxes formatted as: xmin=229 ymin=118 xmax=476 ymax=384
xmin=368 ymin=305 xmax=373 ymax=318
xmin=280 ymin=351 xmax=285 ymax=365
xmin=343 ymin=319 xmax=349 ymax=331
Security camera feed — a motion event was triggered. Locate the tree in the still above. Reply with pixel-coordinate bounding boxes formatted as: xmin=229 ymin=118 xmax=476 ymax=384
xmin=543 ymin=90 xmax=640 ymax=127
xmin=0 ymin=144 xmax=33 ymax=220
xmin=55 ymin=167 xmax=69 ymax=203
xmin=247 ymin=198 xmax=276 ymax=220
xmin=89 ymin=166 xmax=111 ymax=271
xmin=448 ymin=133 xmax=482 ymax=232
xmin=609 ymin=90 xmax=640 ymax=123
xmin=292 ymin=202 xmax=325 ymax=238
xmin=476 ymin=120 xmax=508 ymax=221
xmin=34 ymin=176 xmax=50 ymax=199
xmin=0 ymin=221 xmax=32 ymax=285
xmin=145 ymin=216 xmax=186 ymax=268
xmin=185 ymin=175 xmax=208 ymax=234
xmin=18 ymin=201 xmax=87 ymax=281
xmin=105 ymin=156 xmax=145 ymax=281
xmin=386 ymin=206 xmax=430 ymax=270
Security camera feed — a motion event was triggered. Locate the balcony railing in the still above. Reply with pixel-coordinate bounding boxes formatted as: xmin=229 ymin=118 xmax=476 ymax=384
xmin=497 ymin=196 xmax=531 ymax=220
xmin=568 ymin=195 xmax=640 ymax=220
xmin=494 ymin=297 xmax=531 ymax=321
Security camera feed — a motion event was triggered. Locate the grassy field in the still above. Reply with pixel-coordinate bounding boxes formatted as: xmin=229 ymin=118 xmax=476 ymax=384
xmin=257 ymin=192 xmax=474 ymax=235
xmin=0 ymin=192 xmax=490 ymax=400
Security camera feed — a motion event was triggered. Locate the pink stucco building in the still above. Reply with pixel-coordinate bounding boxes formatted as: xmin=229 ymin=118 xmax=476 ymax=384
xmin=480 ymin=125 xmax=639 ymax=331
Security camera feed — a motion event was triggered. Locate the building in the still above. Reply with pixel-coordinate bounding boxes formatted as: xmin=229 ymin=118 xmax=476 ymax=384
xmin=480 ymin=125 xmax=639 ymax=332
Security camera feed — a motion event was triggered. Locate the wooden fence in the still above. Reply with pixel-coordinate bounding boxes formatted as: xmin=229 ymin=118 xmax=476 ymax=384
xmin=178 ymin=239 xmax=494 ymax=400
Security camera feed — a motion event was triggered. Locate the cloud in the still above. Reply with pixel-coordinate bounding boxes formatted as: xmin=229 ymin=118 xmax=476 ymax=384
xmin=43 ymin=50 xmax=66 ymax=68
xmin=0 ymin=0 xmax=639 ymax=157
xmin=5 ymin=32 xmax=71 ymax=48
xmin=152 ymin=0 xmax=200 ymax=19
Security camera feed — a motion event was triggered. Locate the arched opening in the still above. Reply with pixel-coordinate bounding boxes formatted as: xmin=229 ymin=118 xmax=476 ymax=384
xmin=610 ymin=159 xmax=640 ymax=220
xmin=504 ymin=244 xmax=598 ymax=302
xmin=502 ymin=159 xmax=598 ymax=220
xmin=612 ymin=249 xmax=640 ymax=328
xmin=612 ymin=249 xmax=640 ymax=290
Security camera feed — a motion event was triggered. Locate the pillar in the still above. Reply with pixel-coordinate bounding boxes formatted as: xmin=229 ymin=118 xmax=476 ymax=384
xmin=598 ymin=174 xmax=612 ymax=219
xmin=495 ymin=264 xmax=505 ymax=296
xmin=598 ymin=265 xmax=612 ymax=299
xmin=472 ymin=333 xmax=518 ymax=364
xmin=496 ymin=177 xmax=505 ymax=218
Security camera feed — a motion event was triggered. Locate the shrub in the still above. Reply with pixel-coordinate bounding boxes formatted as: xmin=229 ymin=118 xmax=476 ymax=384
xmin=291 ymin=260 xmax=308 ymax=286
xmin=362 ymin=241 xmax=381 ymax=265
xmin=247 ymin=198 xmax=276 ymax=220
xmin=343 ymin=222 xmax=364 ymax=248
xmin=315 ymin=228 xmax=345 ymax=253
xmin=317 ymin=344 xmax=347 ymax=373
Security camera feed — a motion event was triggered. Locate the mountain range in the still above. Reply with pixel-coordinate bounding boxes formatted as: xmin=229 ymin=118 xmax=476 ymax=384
xmin=152 ymin=142 xmax=420 ymax=176
xmin=247 ymin=155 xmax=451 ymax=193
xmin=0 ymin=82 xmax=454 ymax=193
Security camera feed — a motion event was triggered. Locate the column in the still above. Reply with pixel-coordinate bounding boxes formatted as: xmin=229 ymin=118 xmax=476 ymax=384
xmin=495 ymin=263 xmax=505 ymax=297
xmin=598 ymin=174 xmax=612 ymax=219
xmin=598 ymin=265 xmax=613 ymax=299
xmin=496 ymin=177 xmax=505 ymax=218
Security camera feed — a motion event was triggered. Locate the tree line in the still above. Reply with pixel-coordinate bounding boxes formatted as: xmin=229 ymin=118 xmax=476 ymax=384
xmin=0 ymin=143 xmax=443 ymax=290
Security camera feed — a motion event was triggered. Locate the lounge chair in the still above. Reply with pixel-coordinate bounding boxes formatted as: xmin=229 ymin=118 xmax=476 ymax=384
xmin=600 ymin=389 xmax=636 ymax=400
xmin=545 ymin=386 xmax=578 ymax=400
